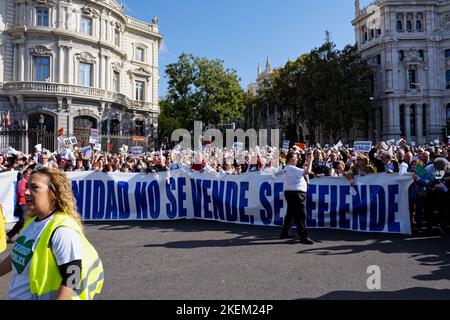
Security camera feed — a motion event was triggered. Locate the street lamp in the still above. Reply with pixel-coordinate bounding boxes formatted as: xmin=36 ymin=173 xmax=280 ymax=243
xmin=37 ymin=114 xmax=46 ymax=147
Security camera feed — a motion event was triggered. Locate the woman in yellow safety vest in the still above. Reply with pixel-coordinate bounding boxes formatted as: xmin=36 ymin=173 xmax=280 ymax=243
xmin=1 ymin=204 xmax=6 ymax=254
xmin=0 ymin=167 xmax=104 ymax=300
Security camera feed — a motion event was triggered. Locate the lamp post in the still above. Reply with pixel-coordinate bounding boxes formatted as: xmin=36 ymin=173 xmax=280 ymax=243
xmin=37 ymin=114 xmax=46 ymax=146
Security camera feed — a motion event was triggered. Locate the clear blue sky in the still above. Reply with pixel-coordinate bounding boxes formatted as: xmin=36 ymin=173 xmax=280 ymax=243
xmin=122 ymin=0 xmax=373 ymax=97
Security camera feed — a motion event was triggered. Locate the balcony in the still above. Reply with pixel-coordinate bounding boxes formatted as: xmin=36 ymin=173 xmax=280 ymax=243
xmin=129 ymin=100 xmax=158 ymax=113
xmin=0 ymin=81 xmax=130 ymax=107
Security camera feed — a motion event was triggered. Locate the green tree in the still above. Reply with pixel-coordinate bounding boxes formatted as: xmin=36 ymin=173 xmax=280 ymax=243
xmin=251 ymin=42 xmax=372 ymax=144
xmin=159 ymin=53 xmax=246 ymax=134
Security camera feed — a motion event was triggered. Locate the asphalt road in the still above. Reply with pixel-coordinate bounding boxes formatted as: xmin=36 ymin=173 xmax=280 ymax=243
xmin=1 ymin=220 xmax=449 ymax=300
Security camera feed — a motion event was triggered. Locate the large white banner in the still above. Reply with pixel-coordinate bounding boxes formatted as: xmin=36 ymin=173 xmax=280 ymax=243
xmin=0 ymin=170 xmax=413 ymax=234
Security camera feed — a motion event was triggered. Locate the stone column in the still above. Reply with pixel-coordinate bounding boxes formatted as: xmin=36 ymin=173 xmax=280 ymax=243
xmin=58 ymin=45 xmax=65 ymax=83
xmin=98 ymin=53 xmax=103 ymax=88
xmin=58 ymin=4 xmax=64 ymax=28
xmin=18 ymin=43 xmax=24 ymax=81
xmin=428 ymin=99 xmax=441 ymax=140
xmin=67 ymin=46 xmax=73 ymax=84
xmin=415 ymin=104 xmax=424 ymax=145
xmin=104 ymin=56 xmax=110 ymax=91
xmin=13 ymin=44 xmax=17 ymax=81
xmin=404 ymin=105 xmax=411 ymax=140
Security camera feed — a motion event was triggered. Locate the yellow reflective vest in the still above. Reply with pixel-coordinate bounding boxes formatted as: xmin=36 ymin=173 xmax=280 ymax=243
xmin=0 ymin=207 xmax=6 ymax=253
xmin=21 ymin=213 xmax=104 ymax=300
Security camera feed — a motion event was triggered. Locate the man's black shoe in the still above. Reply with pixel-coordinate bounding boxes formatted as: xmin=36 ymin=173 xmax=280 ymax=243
xmin=280 ymin=233 xmax=295 ymax=240
xmin=299 ymin=237 xmax=314 ymax=245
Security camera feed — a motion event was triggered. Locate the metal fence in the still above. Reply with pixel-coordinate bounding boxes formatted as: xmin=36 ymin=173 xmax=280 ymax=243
xmin=0 ymin=129 xmax=149 ymax=154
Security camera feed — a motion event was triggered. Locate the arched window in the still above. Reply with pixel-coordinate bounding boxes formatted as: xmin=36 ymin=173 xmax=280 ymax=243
xmin=406 ymin=20 xmax=413 ymax=32
xmin=410 ymin=105 xmax=416 ymax=137
xmin=446 ymin=70 xmax=450 ymax=89
xmin=396 ymin=14 xmax=403 ymax=32
xmin=416 ymin=20 xmax=423 ymax=31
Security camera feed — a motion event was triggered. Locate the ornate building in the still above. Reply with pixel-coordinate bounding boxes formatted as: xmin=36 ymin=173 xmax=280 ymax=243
xmin=0 ymin=0 xmax=162 ymax=152
xmin=353 ymin=0 xmax=450 ymax=144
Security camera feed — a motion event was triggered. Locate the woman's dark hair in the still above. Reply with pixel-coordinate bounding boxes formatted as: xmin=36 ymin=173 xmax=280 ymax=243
xmin=286 ymin=152 xmax=298 ymax=163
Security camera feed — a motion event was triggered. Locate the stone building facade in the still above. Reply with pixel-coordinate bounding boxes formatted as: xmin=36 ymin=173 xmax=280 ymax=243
xmin=0 ymin=0 xmax=162 ymax=152
xmin=353 ymin=0 xmax=450 ymax=145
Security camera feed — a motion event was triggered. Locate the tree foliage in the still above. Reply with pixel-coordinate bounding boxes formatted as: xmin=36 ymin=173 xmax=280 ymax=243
xmin=159 ymin=53 xmax=246 ymax=133
xmin=253 ymin=42 xmax=373 ymax=144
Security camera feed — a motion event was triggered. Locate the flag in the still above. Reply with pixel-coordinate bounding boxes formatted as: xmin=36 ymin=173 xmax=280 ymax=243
xmin=5 ymin=111 xmax=11 ymax=128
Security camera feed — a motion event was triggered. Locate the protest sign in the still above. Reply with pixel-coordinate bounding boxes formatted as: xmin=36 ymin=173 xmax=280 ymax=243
xmin=64 ymin=137 xmax=77 ymax=147
xmin=282 ymin=140 xmax=290 ymax=151
xmin=94 ymin=143 xmax=102 ymax=151
xmin=131 ymin=146 xmax=143 ymax=156
xmin=232 ymin=142 xmax=244 ymax=150
xmin=89 ymin=129 xmax=100 ymax=144
xmin=80 ymin=146 xmax=93 ymax=160
xmin=353 ymin=141 xmax=372 ymax=153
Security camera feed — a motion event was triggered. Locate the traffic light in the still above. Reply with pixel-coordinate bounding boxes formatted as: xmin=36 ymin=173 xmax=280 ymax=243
xmin=442 ymin=126 xmax=449 ymax=145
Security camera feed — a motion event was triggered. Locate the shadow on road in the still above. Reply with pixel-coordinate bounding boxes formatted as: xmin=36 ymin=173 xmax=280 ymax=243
xmin=298 ymin=229 xmax=450 ymax=283
xmin=311 ymin=287 xmax=450 ymax=300
xmin=85 ymin=220 xmax=450 ymax=283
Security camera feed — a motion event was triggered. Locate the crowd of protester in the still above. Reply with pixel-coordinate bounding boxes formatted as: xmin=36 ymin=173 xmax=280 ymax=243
xmin=1 ymin=137 xmax=449 ymax=235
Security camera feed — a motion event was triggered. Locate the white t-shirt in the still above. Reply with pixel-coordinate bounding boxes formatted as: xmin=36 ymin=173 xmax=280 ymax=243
xmin=8 ymin=215 xmax=83 ymax=300
xmin=284 ymin=165 xmax=308 ymax=192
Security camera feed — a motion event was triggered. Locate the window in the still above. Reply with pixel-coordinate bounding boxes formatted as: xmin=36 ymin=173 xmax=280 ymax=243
xmin=135 ymin=48 xmax=144 ymax=62
xmin=399 ymin=50 xmax=405 ymax=62
xmin=376 ymin=54 xmax=381 ymax=65
xmin=36 ymin=8 xmax=49 ymax=27
xmin=113 ymin=71 xmax=120 ymax=92
xmin=416 ymin=20 xmax=423 ymax=31
xmin=406 ymin=20 xmax=412 ymax=32
xmin=81 ymin=16 xmax=92 ymax=35
xmin=370 ymin=29 xmax=375 ymax=39
xmin=396 ymin=20 xmax=403 ymax=32
xmin=34 ymin=56 xmax=50 ymax=81
xmin=446 ymin=70 xmax=450 ymax=89
xmin=135 ymin=120 xmax=145 ymax=136
xmin=79 ymin=63 xmax=92 ymax=87
xmin=408 ymin=67 xmax=417 ymax=89
xmin=135 ymin=81 xmax=144 ymax=101
xmin=445 ymin=50 xmax=450 ymax=59
xmin=115 ymin=29 xmax=120 ymax=47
